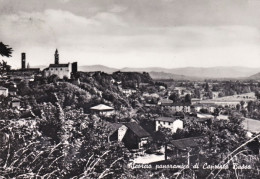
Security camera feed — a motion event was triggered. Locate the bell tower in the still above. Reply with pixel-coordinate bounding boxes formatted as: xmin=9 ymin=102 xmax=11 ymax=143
xmin=54 ymin=49 xmax=59 ymax=64
xmin=21 ymin=52 xmax=26 ymax=69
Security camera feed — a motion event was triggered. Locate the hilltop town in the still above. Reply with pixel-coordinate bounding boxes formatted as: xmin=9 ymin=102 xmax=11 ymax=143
xmin=1 ymin=48 xmax=260 ymax=178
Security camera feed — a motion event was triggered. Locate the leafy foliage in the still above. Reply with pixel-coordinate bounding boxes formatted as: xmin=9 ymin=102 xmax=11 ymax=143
xmin=0 ymin=42 xmax=13 ymax=58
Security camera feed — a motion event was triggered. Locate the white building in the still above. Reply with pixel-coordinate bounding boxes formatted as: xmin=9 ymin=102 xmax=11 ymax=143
xmin=90 ymin=104 xmax=115 ymax=116
xmin=0 ymin=87 xmax=8 ymax=97
xmin=171 ymin=103 xmax=191 ymax=113
xmin=44 ymin=64 xmax=72 ymax=79
xmin=212 ymin=92 xmax=219 ymax=99
xmin=122 ymin=88 xmax=137 ymax=96
xmin=155 ymin=117 xmax=183 ymax=133
xmin=43 ymin=49 xmax=77 ymax=79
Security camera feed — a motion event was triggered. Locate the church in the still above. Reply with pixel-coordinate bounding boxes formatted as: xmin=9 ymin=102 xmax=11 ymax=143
xmin=43 ymin=49 xmax=77 ymax=79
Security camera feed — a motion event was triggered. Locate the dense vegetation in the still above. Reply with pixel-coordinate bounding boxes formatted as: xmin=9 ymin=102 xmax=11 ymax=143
xmin=0 ymin=71 xmax=260 ymax=178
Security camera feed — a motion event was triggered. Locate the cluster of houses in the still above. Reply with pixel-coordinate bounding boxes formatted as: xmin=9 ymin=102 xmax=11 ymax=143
xmin=89 ymin=103 xmax=184 ymax=150
xmin=0 ymin=81 xmax=21 ymax=108
xmin=0 ymin=49 xmax=78 ymax=110
xmin=91 ymin=102 xmax=215 ymax=164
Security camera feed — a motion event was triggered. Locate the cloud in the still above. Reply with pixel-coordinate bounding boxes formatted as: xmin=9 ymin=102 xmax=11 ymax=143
xmin=0 ymin=9 xmax=126 ymax=47
xmin=1 ymin=7 xmax=260 ymax=69
xmin=58 ymin=0 xmax=71 ymax=3
xmin=109 ymin=5 xmax=127 ymax=13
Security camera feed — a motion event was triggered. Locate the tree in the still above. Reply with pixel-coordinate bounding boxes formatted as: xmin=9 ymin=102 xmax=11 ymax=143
xmin=47 ymin=74 xmax=59 ymax=83
xmin=236 ymin=104 xmax=241 ymax=111
xmin=255 ymin=91 xmax=260 ymax=99
xmin=153 ymin=127 xmax=172 ymax=161
xmin=0 ymin=42 xmax=13 ymax=72
xmin=240 ymin=101 xmax=245 ymax=109
xmin=213 ymin=108 xmax=220 ymax=117
xmin=169 ymin=93 xmax=179 ymax=103
xmin=247 ymin=100 xmax=254 ymax=113
xmin=0 ymin=42 xmax=13 ymax=57
xmin=184 ymin=94 xmax=191 ymax=104
xmin=194 ymin=88 xmax=201 ymax=99
xmin=205 ymin=82 xmax=209 ymax=92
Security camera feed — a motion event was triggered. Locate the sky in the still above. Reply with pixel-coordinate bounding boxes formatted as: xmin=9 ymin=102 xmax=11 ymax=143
xmin=1 ymin=0 xmax=260 ymax=69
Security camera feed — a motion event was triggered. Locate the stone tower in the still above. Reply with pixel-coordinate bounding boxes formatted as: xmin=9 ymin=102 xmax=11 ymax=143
xmin=21 ymin=52 xmax=26 ymax=69
xmin=54 ymin=49 xmax=59 ymax=64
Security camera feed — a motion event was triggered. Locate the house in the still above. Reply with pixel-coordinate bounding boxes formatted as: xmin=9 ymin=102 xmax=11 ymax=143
xmin=172 ymin=87 xmax=191 ymax=97
xmin=43 ymin=49 xmax=77 ymax=79
xmin=160 ymin=102 xmax=191 ymax=113
xmin=11 ymin=98 xmax=21 ymax=108
xmin=192 ymin=103 xmax=217 ymax=113
xmin=106 ymin=122 xmax=128 ymax=142
xmin=155 ymin=117 xmax=183 ymax=133
xmin=106 ymin=121 xmax=151 ymax=150
xmin=0 ymin=87 xmax=8 ymax=97
xmin=171 ymin=103 xmax=191 ymax=113
xmin=122 ymin=88 xmax=137 ymax=96
xmin=123 ymin=122 xmax=151 ymax=149
xmin=90 ymin=104 xmax=114 ymax=116
xmin=212 ymin=92 xmax=219 ymax=99
xmin=207 ymin=104 xmax=218 ymax=113
xmin=158 ymin=98 xmax=173 ymax=106
xmin=184 ymin=116 xmax=211 ymax=124
xmin=173 ymin=87 xmax=186 ymax=96
xmin=168 ymin=137 xmax=206 ymax=164
xmin=191 ymin=98 xmax=201 ymax=105
xmin=192 ymin=104 xmax=204 ymax=113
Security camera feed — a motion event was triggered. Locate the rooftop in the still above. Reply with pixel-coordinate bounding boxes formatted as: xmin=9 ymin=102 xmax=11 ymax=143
xmin=172 ymin=102 xmax=191 ymax=106
xmin=155 ymin=117 xmax=178 ymax=122
xmin=0 ymin=86 xmax=7 ymax=90
xmin=11 ymin=97 xmax=20 ymax=102
xmin=90 ymin=104 xmax=114 ymax=111
xmin=170 ymin=137 xmax=205 ymax=149
xmin=159 ymin=99 xmax=173 ymax=104
xmin=197 ymin=113 xmax=214 ymax=119
xmin=49 ymin=64 xmax=69 ymax=68
xmin=102 ymin=121 xmax=123 ymax=135
xmin=124 ymin=122 xmax=150 ymax=138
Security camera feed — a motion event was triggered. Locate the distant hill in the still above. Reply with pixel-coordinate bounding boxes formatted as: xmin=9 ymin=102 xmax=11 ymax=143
xmin=121 ymin=66 xmax=260 ymax=79
xmin=79 ymin=65 xmax=118 ymax=74
xmin=148 ymin=71 xmax=200 ymax=80
xmin=78 ymin=65 xmax=260 ymax=79
xmin=248 ymin=72 xmax=260 ymax=80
